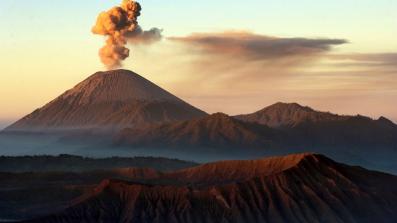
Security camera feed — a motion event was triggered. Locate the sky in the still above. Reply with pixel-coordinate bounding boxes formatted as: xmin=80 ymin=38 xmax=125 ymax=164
xmin=0 ymin=0 xmax=396 ymax=129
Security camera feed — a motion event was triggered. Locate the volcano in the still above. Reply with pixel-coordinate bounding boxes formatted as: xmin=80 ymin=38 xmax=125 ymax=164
xmin=22 ymin=153 xmax=397 ymax=223
xmin=5 ymin=69 xmax=206 ymax=132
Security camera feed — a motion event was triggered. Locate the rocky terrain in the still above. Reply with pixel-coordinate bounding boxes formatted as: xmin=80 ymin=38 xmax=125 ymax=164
xmin=22 ymin=153 xmax=397 ymax=223
xmin=0 ymin=156 xmax=197 ymax=221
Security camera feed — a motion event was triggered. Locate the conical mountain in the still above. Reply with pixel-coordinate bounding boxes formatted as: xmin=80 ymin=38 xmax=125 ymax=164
xmin=5 ymin=69 xmax=206 ymax=132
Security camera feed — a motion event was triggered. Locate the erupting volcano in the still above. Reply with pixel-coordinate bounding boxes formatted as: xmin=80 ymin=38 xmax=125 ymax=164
xmin=5 ymin=69 xmax=206 ymax=132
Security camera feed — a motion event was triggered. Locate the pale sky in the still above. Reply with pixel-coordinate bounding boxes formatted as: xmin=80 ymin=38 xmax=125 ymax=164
xmin=0 ymin=0 xmax=396 ymax=129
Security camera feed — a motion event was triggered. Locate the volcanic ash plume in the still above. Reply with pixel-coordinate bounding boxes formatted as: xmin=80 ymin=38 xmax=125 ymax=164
xmin=92 ymin=0 xmax=162 ymax=69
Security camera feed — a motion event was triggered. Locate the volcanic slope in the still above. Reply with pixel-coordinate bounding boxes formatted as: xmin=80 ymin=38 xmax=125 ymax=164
xmin=5 ymin=69 xmax=206 ymax=132
xmin=24 ymin=153 xmax=397 ymax=223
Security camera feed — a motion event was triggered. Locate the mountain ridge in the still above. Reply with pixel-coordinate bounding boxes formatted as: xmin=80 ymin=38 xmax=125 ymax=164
xmin=235 ymin=102 xmax=350 ymax=128
xmin=115 ymin=112 xmax=280 ymax=150
xmin=22 ymin=153 xmax=397 ymax=223
xmin=235 ymin=102 xmax=396 ymax=128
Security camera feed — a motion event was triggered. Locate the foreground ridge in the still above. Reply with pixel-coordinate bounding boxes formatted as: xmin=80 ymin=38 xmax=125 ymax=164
xmin=23 ymin=153 xmax=397 ymax=223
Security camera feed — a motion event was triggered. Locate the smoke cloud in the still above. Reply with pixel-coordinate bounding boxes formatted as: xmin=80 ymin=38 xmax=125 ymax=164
xmin=169 ymin=32 xmax=347 ymax=62
xmin=92 ymin=0 xmax=162 ymax=69
xmin=126 ymin=27 xmax=163 ymax=44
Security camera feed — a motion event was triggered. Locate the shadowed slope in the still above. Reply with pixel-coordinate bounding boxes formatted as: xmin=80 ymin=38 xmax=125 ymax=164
xmin=0 ymin=156 xmax=198 ymax=220
xmin=0 ymin=167 xmax=160 ymax=221
xmin=115 ymin=113 xmax=280 ymax=150
xmin=23 ymin=153 xmax=397 ymax=223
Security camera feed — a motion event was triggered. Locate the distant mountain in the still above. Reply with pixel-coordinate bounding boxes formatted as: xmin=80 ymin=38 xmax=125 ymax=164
xmin=235 ymin=102 xmax=397 ymax=150
xmin=114 ymin=103 xmax=397 ymax=173
xmin=23 ymin=153 xmax=397 ymax=223
xmin=235 ymin=102 xmax=349 ymax=128
xmin=115 ymin=103 xmax=397 ymax=152
xmin=115 ymin=112 xmax=280 ymax=151
xmin=5 ymin=69 xmax=206 ymax=132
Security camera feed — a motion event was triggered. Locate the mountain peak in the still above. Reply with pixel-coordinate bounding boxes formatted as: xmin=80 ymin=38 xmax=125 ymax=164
xmin=61 ymin=69 xmax=180 ymax=105
xmin=204 ymin=112 xmax=236 ymax=123
xmin=5 ymin=69 xmax=206 ymax=131
xmin=376 ymin=116 xmax=397 ymax=127
xmin=235 ymin=102 xmax=343 ymax=128
xmin=268 ymin=102 xmax=315 ymax=112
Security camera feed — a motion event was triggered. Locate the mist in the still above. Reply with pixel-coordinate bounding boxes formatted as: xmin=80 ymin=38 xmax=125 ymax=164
xmin=1 ymin=131 xmax=397 ymax=175
xmin=0 ymin=120 xmax=12 ymax=131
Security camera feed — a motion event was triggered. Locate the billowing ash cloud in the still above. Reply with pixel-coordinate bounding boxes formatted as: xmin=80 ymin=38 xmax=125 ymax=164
xmin=92 ymin=0 xmax=162 ymax=69
xmin=169 ymin=31 xmax=347 ymax=61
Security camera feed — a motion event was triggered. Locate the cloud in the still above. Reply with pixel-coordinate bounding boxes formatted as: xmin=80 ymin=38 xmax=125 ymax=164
xmin=128 ymin=33 xmax=397 ymax=122
xmin=161 ymin=31 xmax=348 ymax=88
xmin=169 ymin=31 xmax=347 ymax=62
